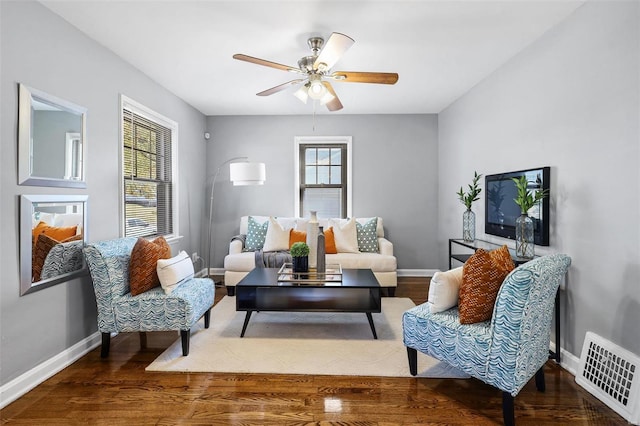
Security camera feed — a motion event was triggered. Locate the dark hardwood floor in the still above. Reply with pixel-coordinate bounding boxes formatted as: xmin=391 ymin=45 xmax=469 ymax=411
xmin=1 ymin=277 xmax=626 ymax=425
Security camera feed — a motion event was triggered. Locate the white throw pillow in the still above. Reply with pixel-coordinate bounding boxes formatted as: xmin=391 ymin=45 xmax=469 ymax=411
xmin=329 ymin=218 xmax=359 ymax=253
xmin=157 ymin=251 xmax=194 ymax=295
xmin=262 ymin=216 xmax=292 ymax=252
xmin=428 ymin=266 xmax=463 ymax=313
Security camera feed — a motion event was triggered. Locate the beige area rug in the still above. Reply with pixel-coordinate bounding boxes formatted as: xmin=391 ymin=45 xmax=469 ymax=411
xmin=147 ymin=296 xmax=469 ymax=378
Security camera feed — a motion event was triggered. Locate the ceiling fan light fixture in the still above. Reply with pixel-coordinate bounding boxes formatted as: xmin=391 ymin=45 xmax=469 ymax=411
xmin=293 ymin=84 xmax=309 ymax=104
xmin=308 ymin=78 xmax=326 ymax=100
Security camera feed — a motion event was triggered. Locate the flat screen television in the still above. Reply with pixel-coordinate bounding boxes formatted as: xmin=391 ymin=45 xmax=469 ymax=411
xmin=485 ymin=166 xmax=550 ymax=246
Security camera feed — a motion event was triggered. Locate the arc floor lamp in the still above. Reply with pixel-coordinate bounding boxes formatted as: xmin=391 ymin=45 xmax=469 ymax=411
xmin=206 ymin=157 xmax=266 ymax=280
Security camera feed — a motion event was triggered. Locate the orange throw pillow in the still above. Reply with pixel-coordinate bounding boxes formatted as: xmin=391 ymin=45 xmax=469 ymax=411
xmin=32 ymin=221 xmax=78 ymax=249
xmin=32 ymin=233 xmax=60 ymax=282
xmin=324 ymin=227 xmax=338 ymax=254
xmin=129 ymin=236 xmax=171 ymax=296
xmin=289 ymin=229 xmax=307 ymax=248
xmin=458 ymin=246 xmax=515 ymax=324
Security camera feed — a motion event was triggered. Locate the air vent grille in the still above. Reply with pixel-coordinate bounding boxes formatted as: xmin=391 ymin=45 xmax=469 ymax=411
xmin=576 ymin=332 xmax=639 ymax=424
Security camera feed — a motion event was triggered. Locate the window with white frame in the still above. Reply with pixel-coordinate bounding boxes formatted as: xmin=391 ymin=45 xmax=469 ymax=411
xmin=121 ymin=96 xmax=178 ymax=239
xmin=295 ymin=136 xmax=352 ymax=218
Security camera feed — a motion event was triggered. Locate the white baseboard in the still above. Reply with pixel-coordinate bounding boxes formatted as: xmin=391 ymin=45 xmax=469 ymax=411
xmin=397 ymin=269 xmax=438 ymax=277
xmin=550 ymin=341 xmax=580 ymax=375
xmin=0 ymin=331 xmax=102 ymax=410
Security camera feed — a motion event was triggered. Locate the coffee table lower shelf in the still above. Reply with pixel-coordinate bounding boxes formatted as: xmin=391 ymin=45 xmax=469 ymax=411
xmin=235 ymin=268 xmax=382 ymax=339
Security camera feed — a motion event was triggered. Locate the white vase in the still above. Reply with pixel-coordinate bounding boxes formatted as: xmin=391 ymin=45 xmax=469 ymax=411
xmin=306 ymin=211 xmax=319 ymax=268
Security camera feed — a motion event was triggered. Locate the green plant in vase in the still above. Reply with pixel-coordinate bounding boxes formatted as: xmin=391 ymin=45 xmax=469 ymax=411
xmin=511 ymin=175 xmax=549 ymax=258
xmin=457 ymin=171 xmax=482 ymax=242
xmin=290 ymin=242 xmax=310 ymax=274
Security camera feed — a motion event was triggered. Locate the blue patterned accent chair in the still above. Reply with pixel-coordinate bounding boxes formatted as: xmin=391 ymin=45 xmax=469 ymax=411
xmin=403 ymin=254 xmax=571 ymax=426
xmin=40 ymin=240 xmax=84 ymax=280
xmin=84 ymin=237 xmax=215 ymax=357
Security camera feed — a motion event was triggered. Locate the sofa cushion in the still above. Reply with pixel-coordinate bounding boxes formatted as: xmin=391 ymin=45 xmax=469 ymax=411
xmin=329 ymin=218 xmax=359 ymax=253
xmin=297 ymin=217 xmax=384 ymax=238
xmin=263 ymin=217 xmax=292 ymax=252
xmin=356 ymin=217 xmax=379 ymax=253
xmin=240 ymin=216 xmax=296 ymax=235
xmin=129 ymin=236 xmax=171 ymax=296
xmin=458 ymin=246 xmax=514 ymax=324
xmin=428 ymin=266 xmax=463 ymax=313
xmin=245 ymin=216 xmax=269 ymax=251
xmin=325 ymin=252 xmax=397 ymax=272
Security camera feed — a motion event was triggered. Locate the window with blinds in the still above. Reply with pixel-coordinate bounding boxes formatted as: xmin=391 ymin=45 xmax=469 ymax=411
xmin=299 ymin=144 xmax=348 ymax=218
xmin=121 ymin=98 xmax=176 ymax=239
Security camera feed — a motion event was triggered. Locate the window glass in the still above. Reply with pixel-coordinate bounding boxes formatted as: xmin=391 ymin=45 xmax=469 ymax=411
xmin=122 ymin=100 xmax=176 ymax=239
xmin=299 ymin=144 xmax=347 ymax=217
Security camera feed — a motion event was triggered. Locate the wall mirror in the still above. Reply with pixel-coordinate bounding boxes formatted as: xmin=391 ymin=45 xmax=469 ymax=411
xmin=18 ymin=83 xmax=87 ymax=188
xmin=20 ymin=195 xmax=88 ymax=295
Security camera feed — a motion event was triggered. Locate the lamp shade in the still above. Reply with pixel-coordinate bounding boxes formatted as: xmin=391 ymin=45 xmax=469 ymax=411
xmin=229 ymin=162 xmax=266 ymax=186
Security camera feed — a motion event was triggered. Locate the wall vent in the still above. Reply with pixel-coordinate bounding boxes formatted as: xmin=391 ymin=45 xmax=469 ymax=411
xmin=576 ymin=331 xmax=639 ymax=424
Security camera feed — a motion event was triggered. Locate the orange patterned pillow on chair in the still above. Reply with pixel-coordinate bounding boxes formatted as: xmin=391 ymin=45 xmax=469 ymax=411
xmin=458 ymin=246 xmax=515 ymax=324
xmin=32 ymin=221 xmax=78 ymax=248
xmin=129 ymin=236 xmax=171 ymax=296
xmin=32 ymin=233 xmax=60 ymax=282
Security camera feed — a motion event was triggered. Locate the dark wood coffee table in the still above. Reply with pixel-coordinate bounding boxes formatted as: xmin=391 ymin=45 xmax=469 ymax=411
xmin=235 ymin=267 xmax=382 ymax=338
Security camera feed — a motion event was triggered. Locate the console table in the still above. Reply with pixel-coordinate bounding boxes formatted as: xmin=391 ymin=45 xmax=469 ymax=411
xmin=448 ymin=238 xmax=562 ymax=363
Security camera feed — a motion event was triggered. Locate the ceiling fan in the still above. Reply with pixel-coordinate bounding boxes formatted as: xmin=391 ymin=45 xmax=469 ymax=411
xmin=233 ymin=32 xmax=399 ymax=111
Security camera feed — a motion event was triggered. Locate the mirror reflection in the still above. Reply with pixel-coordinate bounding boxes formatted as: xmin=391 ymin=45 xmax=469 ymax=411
xmin=18 ymin=83 xmax=87 ymax=188
xmin=20 ymin=195 xmax=88 ymax=295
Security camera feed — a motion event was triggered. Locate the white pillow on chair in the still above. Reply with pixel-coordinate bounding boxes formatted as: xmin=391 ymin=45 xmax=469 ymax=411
xmin=157 ymin=251 xmax=194 ymax=295
xmin=428 ymin=266 xmax=463 ymax=313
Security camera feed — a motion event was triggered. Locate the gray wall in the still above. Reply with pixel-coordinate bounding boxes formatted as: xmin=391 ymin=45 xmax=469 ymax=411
xmin=205 ymin=114 xmax=439 ymax=270
xmin=0 ymin=2 xmax=207 ymax=384
xmin=438 ymin=1 xmax=639 ymax=356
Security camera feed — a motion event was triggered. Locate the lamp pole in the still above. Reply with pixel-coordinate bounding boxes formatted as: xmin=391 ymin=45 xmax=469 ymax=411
xmin=206 ymin=156 xmax=248 ymax=281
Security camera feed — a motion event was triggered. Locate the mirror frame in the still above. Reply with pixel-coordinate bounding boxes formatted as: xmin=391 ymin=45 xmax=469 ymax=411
xmin=18 ymin=83 xmax=87 ymax=188
xmin=20 ymin=194 xmax=89 ymax=296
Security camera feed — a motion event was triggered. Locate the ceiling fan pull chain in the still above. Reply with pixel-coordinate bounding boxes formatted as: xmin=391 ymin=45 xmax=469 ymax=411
xmin=313 ymin=100 xmax=317 ymax=131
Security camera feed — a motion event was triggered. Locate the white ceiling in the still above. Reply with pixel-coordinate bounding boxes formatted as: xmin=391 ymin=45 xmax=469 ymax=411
xmin=40 ymin=1 xmax=584 ymax=116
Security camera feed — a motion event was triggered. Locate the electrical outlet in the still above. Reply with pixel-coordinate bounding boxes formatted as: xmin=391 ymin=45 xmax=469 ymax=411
xmin=191 ymin=252 xmax=198 ymax=263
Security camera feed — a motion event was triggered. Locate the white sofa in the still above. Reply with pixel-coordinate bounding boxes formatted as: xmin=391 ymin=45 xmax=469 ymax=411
xmin=224 ymin=215 xmax=398 ymax=295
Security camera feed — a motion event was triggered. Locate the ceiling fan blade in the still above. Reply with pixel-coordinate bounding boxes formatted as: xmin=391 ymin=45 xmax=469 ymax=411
xmin=322 ymin=81 xmax=343 ymax=111
xmin=313 ymin=32 xmax=355 ymax=71
xmin=257 ymin=79 xmax=305 ymax=96
xmin=330 ymin=71 xmax=399 ymax=85
xmin=233 ymin=54 xmax=302 ymax=74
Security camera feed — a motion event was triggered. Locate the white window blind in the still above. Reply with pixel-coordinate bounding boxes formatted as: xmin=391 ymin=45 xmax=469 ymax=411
xmin=300 ymin=144 xmax=347 ymax=218
xmin=122 ymin=104 xmax=174 ymax=239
